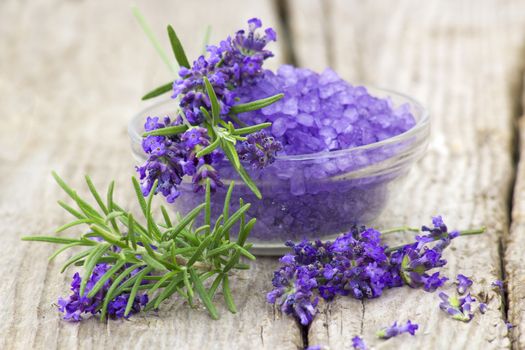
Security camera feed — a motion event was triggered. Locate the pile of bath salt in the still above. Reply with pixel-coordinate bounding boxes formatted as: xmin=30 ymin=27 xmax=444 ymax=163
xmin=236 ymin=65 xmax=416 ymax=156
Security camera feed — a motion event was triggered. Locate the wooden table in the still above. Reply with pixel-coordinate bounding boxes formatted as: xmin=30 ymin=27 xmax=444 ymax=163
xmin=2 ymin=0 xmax=525 ymax=349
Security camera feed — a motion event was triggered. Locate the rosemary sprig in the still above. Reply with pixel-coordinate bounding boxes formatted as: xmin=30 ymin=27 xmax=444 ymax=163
xmin=22 ymin=172 xmax=256 ymax=320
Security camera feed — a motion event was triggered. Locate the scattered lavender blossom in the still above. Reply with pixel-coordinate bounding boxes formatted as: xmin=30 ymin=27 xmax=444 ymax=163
xmin=456 ymin=274 xmax=473 ymax=295
xmin=267 ymin=216 xmax=473 ymax=326
xmin=492 ymin=280 xmax=504 ymax=292
xmin=438 ymin=292 xmax=475 ymax=322
xmin=352 ymin=336 xmax=367 ymax=350
xmin=58 ymin=263 xmax=148 ymax=321
xmin=479 ymin=303 xmax=487 ymax=314
xmin=376 ymin=320 xmax=419 ymax=339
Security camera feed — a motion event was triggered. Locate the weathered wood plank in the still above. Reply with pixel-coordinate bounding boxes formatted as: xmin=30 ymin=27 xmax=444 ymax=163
xmin=507 ymin=115 xmax=525 ymax=348
xmin=287 ymin=0 xmax=525 ymax=349
xmin=286 ymin=0 xmax=330 ymax=72
xmin=0 ymin=1 xmax=302 ymax=349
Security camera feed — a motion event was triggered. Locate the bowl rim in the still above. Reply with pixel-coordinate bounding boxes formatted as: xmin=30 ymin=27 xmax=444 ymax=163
xmin=128 ymin=86 xmax=430 ymax=161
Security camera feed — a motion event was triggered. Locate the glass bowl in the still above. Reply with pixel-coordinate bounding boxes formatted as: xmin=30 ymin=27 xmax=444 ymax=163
xmin=129 ymin=87 xmax=430 ymax=255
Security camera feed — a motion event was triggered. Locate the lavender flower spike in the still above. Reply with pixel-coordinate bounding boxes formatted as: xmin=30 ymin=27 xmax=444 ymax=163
xmin=377 ymin=320 xmax=419 ymax=339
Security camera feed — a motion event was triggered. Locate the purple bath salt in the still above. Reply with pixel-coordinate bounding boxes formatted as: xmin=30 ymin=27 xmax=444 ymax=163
xmin=171 ymin=65 xmax=418 ymax=242
xmin=236 ymin=65 xmax=416 ymax=155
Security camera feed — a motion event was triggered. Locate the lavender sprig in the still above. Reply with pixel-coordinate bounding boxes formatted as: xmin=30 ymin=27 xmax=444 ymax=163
xmin=267 ymin=216 xmax=484 ymax=326
xmin=23 ymin=172 xmax=256 ymax=321
xmin=137 ymin=18 xmax=284 ymax=202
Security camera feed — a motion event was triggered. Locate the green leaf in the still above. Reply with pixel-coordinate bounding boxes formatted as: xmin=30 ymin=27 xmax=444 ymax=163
xmin=222 ymin=250 xmax=242 ymax=273
xmin=206 ymin=242 xmax=236 ymax=258
xmin=48 ymin=242 xmax=84 ymax=261
xmin=167 ymin=25 xmax=190 ymax=68
xmin=127 ymin=213 xmax=137 ymax=250
xmin=208 ymin=273 xmax=223 ymax=298
xmin=222 ymin=181 xmax=235 ymax=222
xmin=189 ymin=268 xmax=219 ymax=319
xmin=87 ymin=260 xmax=127 ymax=298
xmin=125 ymin=267 xmax=153 ymax=316
xmin=131 ymin=176 xmax=148 ymax=217
xmin=142 ymin=125 xmax=188 ymax=137
xmin=146 ymin=271 xmax=178 ymax=297
xmin=205 ymin=179 xmax=211 ymax=233
xmin=142 ymin=82 xmax=173 ymax=100
xmin=162 ymin=203 xmax=206 ymax=240
xmin=195 ymin=137 xmax=220 ymax=158
xmin=199 ymin=106 xmax=213 ymax=124
xmin=221 ymin=139 xmax=241 ymax=169
xmin=222 ymin=203 xmax=251 ymax=234
xmin=232 ymin=123 xmax=272 ymax=135
xmin=142 ymin=252 xmax=168 ymax=271
xmin=150 ymin=274 xmax=184 ymax=310
xmin=104 ymin=211 xmax=125 ymax=223
xmin=230 ymin=93 xmax=284 ymax=114
xmin=60 ymin=249 xmax=93 ymax=273
xmin=57 ymin=200 xmax=84 ymax=220
xmin=222 ymin=147 xmax=262 ymax=199
xmin=80 ymin=243 xmax=111 ymax=296
xmin=85 ymin=175 xmax=108 ymax=214
xmin=222 ymin=275 xmax=237 ymax=314
xmin=21 ymin=236 xmax=84 ymax=245
xmin=89 ymin=225 xmax=126 ymax=248
xmin=146 ymin=180 xmax=162 ymax=240
xmin=237 ymin=218 xmax=256 ymax=246
xmin=182 ymin=269 xmax=194 ymax=302
xmin=186 ymin=235 xmax=213 ymax=267
xmin=160 ymin=205 xmax=173 ymax=228
xmin=234 ymin=245 xmax=256 ymax=260
xmin=203 ymin=76 xmax=220 ymax=125
xmin=106 ymin=180 xmax=115 ymax=211
xmin=100 ymin=263 xmax=143 ymax=321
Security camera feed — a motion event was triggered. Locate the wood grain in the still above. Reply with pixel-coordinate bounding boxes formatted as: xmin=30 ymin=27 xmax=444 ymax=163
xmin=507 ymin=115 xmax=525 ymax=349
xmin=287 ymin=0 xmax=525 ymax=349
xmin=0 ymin=1 xmax=302 ymax=349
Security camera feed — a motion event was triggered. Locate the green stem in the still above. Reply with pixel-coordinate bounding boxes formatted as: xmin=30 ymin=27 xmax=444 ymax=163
xmin=381 ymin=226 xmax=420 ymax=234
xmin=385 ymin=227 xmax=485 ymax=253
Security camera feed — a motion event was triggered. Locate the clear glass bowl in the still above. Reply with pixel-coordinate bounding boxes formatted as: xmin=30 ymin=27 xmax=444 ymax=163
xmin=129 ymin=87 xmax=430 ymax=255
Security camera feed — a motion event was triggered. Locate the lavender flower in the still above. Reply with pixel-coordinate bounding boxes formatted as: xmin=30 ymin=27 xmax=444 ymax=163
xmin=492 ymin=280 xmax=504 ymax=291
xmin=456 ymin=274 xmax=473 ymax=295
xmin=267 ymin=255 xmax=319 ymax=326
xmin=479 ymin=303 xmax=487 ymax=314
xmin=438 ymin=292 xmax=475 ymax=322
xmin=172 ymin=18 xmax=276 ymax=124
xmin=389 ymin=216 xmax=457 ymax=292
xmin=377 ymin=320 xmax=419 ymax=339
xmin=352 ymin=336 xmax=367 ymax=350
xmin=236 ymin=131 xmax=282 ymax=169
xmin=58 ymin=263 xmax=148 ymax=321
